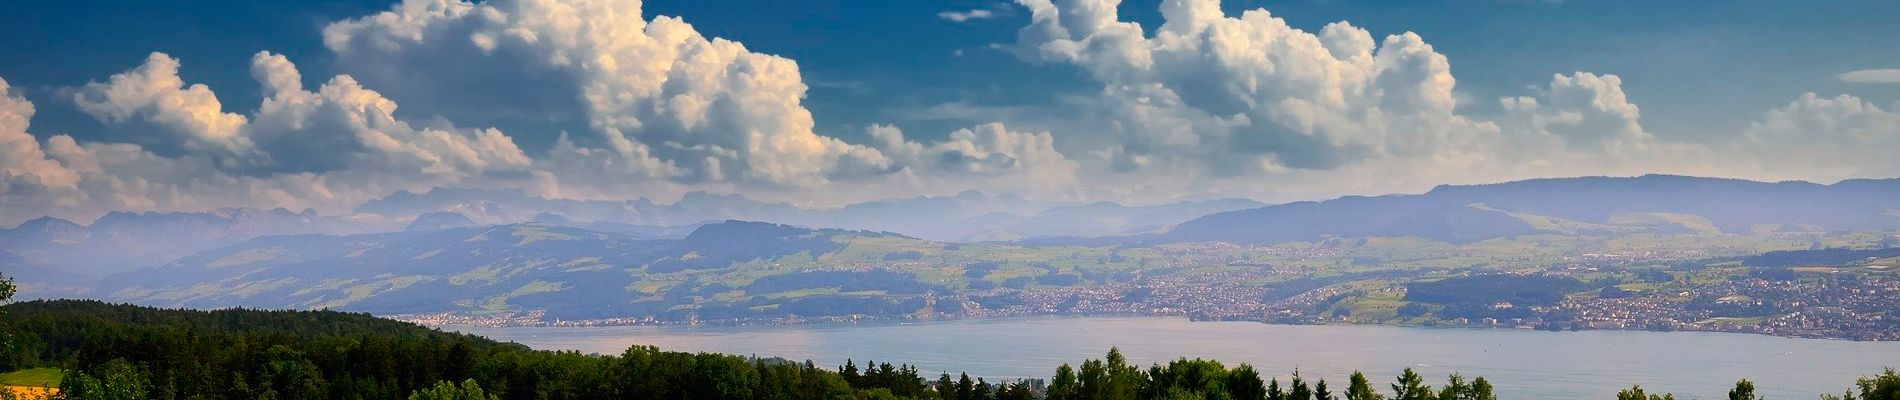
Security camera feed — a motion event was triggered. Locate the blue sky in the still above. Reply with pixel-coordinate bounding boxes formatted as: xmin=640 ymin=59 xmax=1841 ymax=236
xmin=11 ymin=0 xmax=1895 ymax=148
xmin=1 ymin=0 xmax=1898 ymax=224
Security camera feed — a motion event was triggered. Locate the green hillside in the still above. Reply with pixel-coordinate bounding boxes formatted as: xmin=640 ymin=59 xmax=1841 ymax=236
xmin=2 ymin=300 xmax=1894 ymax=400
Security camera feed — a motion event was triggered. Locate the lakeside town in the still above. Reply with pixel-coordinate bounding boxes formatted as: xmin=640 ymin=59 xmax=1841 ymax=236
xmin=396 ymin=262 xmax=1900 ymax=342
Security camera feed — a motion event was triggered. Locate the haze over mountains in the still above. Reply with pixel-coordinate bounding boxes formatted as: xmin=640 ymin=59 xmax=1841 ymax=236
xmin=0 ymin=186 xmax=1261 ymax=295
xmin=1160 ymin=175 xmax=1900 ymax=244
xmin=3 ymin=174 xmax=1898 ymax=315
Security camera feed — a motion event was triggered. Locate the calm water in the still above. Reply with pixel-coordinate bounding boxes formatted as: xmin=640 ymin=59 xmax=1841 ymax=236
xmin=451 ymin=317 xmax=1899 ymax=399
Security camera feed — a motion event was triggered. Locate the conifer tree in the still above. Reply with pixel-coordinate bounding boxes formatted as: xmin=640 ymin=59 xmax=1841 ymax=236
xmin=842 ymin=359 xmax=861 ymax=386
xmin=1347 ymin=372 xmax=1384 ymax=400
xmin=1316 ymin=378 xmax=1338 ymax=400
xmin=1049 ymin=364 xmax=1080 ymax=400
xmin=958 ymin=373 xmax=976 ymax=400
xmin=1290 ymin=371 xmax=1314 ymax=400
xmin=938 ymin=373 xmax=957 ymax=399
xmin=1227 ymin=364 xmax=1267 ymax=400
xmin=1390 ymin=368 xmax=1435 ymax=400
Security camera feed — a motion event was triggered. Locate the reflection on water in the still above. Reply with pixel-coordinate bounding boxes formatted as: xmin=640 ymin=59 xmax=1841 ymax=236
xmin=451 ymin=317 xmax=1900 ymax=399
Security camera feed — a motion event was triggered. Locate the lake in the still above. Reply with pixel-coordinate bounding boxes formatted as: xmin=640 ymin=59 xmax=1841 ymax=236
xmin=450 ymin=317 xmax=1899 ymax=399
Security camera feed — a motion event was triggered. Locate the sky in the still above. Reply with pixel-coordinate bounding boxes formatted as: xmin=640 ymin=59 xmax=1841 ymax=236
xmin=1 ymin=0 xmax=1898 ymax=226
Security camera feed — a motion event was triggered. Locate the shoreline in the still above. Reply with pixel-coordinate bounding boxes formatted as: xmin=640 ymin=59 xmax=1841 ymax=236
xmin=404 ymin=310 xmax=1894 ymax=343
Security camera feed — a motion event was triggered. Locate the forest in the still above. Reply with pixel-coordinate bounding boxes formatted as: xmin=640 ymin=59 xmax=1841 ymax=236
xmin=0 ymin=273 xmax=1897 ymax=400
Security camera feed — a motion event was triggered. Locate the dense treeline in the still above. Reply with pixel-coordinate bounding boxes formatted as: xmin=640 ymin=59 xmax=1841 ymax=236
xmin=0 ymin=299 xmax=930 ymax=400
xmin=1 ymin=274 xmax=1897 ymax=400
xmin=1404 ymin=274 xmax=1597 ymax=320
xmin=1738 ymin=247 xmax=1900 ymax=268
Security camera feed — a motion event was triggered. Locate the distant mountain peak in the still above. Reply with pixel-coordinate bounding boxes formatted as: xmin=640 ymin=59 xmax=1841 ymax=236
xmin=406 ymin=212 xmax=480 ymax=232
xmin=14 ymin=215 xmax=82 ymax=231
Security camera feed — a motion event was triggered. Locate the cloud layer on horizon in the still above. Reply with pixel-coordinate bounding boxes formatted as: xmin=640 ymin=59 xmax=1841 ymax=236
xmin=1 ymin=0 xmax=1896 ymax=226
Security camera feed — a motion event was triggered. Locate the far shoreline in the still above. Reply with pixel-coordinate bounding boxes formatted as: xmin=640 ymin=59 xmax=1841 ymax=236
xmin=414 ymin=311 xmax=1896 ymax=343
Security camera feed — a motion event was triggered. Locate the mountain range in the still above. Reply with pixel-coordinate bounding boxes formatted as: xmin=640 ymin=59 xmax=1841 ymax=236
xmin=2 ymin=174 xmax=1898 ymax=315
xmin=1160 ymin=175 xmax=1900 ymax=244
xmin=0 ymin=188 xmax=1258 ymax=284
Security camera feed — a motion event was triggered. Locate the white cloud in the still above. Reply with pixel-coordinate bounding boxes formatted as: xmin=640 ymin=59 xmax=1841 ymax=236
xmin=940 ymin=9 xmax=996 ymax=23
xmin=3 ymin=0 xmax=1897 ymax=225
xmin=0 ymin=0 xmax=1085 ymax=224
xmin=0 ymin=50 xmax=541 ymax=226
xmin=868 ymin=122 xmax=1079 ymax=194
xmin=1740 ymin=93 xmax=1900 ymax=180
xmin=72 ymin=53 xmax=255 ymax=158
xmin=1010 ymin=0 xmax=1521 ymax=191
xmin=0 ymin=78 xmax=83 ymax=223
xmin=242 ymin=51 xmax=533 ymax=177
xmin=1002 ymin=0 xmax=1764 ymax=202
xmin=321 ymin=0 xmax=895 ymax=192
xmin=1838 ymin=69 xmax=1900 ymax=84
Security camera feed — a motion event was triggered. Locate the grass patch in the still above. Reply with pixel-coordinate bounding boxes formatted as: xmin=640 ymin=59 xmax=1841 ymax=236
xmin=0 ymin=368 xmax=62 ymax=388
xmin=1348 ymin=289 xmax=1406 ymax=322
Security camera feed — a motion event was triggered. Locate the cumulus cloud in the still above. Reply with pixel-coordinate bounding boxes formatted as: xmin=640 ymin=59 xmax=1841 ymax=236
xmin=1741 ymin=93 xmax=1900 ymax=179
xmin=1838 ymin=69 xmax=1900 ymax=84
xmin=4 ymin=0 xmax=1897 ymax=225
xmin=1012 ymin=0 xmax=1501 ymax=176
xmin=0 ymin=78 xmax=83 ymax=221
xmin=0 ymin=50 xmax=542 ymax=225
xmin=72 ymin=53 xmax=254 ymax=158
xmin=321 ymin=0 xmax=895 ymax=192
xmin=241 ymin=51 xmax=533 ymax=177
xmin=0 ymin=0 xmax=1083 ymax=224
xmin=1001 ymin=0 xmax=1778 ymax=201
xmin=867 ymin=122 xmax=1079 ymax=194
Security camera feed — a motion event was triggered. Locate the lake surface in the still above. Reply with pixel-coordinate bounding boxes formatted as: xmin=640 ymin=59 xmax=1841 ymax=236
xmin=451 ymin=317 xmax=1899 ymax=399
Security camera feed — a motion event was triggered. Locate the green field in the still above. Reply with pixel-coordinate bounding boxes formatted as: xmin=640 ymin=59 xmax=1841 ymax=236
xmin=0 ymin=368 xmax=62 ymax=388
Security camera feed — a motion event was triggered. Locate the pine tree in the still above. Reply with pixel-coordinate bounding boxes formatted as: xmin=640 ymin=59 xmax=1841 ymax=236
xmin=1227 ymin=364 xmax=1267 ymax=400
xmin=1390 ymin=368 xmax=1435 ymax=400
xmin=1290 ymin=371 xmax=1314 ymax=400
xmin=1346 ymin=372 xmax=1383 ymax=400
xmin=937 ymin=373 xmax=957 ymax=399
xmin=842 ymin=359 xmax=861 ymax=386
xmin=1269 ymin=378 xmax=1287 ymax=400
xmin=1104 ymin=347 xmax=1142 ymax=400
xmin=1080 ymin=359 xmax=1107 ymax=400
xmin=1049 ymin=364 xmax=1080 ymax=400
xmin=958 ymin=373 xmax=976 ymax=400
xmin=1316 ymin=379 xmax=1337 ymax=400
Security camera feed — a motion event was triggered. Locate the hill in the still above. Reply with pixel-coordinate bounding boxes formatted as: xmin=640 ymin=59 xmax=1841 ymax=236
xmin=91 ymin=221 xmax=960 ymax=319
xmin=0 ymin=208 xmax=392 ymax=279
xmin=1163 ymin=175 xmax=1900 ymax=244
